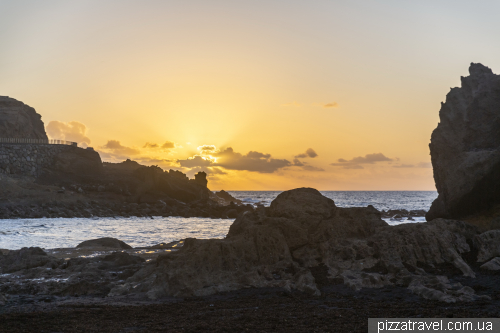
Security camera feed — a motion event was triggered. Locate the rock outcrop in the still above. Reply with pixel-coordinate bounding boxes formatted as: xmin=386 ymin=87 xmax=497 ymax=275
xmin=53 ymin=146 xmax=102 ymax=175
xmin=76 ymin=237 xmax=132 ymax=250
xmin=0 ymin=96 xmax=48 ymax=140
xmin=427 ymin=63 xmax=500 ymax=222
xmin=111 ymin=188 xmax=486 ymax=303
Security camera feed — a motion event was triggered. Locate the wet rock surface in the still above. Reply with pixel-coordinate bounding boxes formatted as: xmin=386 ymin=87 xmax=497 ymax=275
xmin=105 ymin=188 xmax=496 ymax=304
xmin=3 ymin=189 xmax=500 ymax=331
xmin=1 ymin=284 xmax=500 ymax=332
xmin=427 ymin=63 xmax=500 ymax=223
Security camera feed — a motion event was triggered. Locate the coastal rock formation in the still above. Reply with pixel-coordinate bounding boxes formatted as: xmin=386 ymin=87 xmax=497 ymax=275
xmin=0 ymin=96 xmax=48 ymax=140
xmin=76 ymin=237 xmax=132 ymax=250
xmin=53 ymin=146 xmax=102 ymax=175
xmin=427 ymin=63 xmax=500 ymax=222
xmin=211 ymin=190 xmax=243 ymax=206
xmin=0 ymin=247 xmax=60 ymax=274
xmin=0 ymin=247 xmax=146 ymax=297
xmin=111 ymin=188 xmax=485 ymax=303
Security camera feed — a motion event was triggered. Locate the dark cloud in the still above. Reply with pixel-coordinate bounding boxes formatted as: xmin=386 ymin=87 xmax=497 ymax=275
xmin=302 ymin=165 xmax=325 ymax=172
xmin=161 ymin=141 xmax=175 ymax=149
xmin=323 ymin=102 xmax=338 ymax=108
xmin=295 ymin=148 xmax=318 ymax=159
xmin=143 ymin=142 xmax=159 ymax=148
xmin=214 ymin=147 xmax=291 ymax=173
xmin=101 ymin=140 xmax=140 ymax=155
xmin=178 ymin=155 xmax=213 ymax=168
xmin=247 ymin=151 xmax=271 ymax=159
xmin=180 ymin=147 xmax=291 ymax=173
xmin=197 ymin=145 xmax=218 ymax=154
xmin=188 ymin=167 xmax=227 ymax=176
xmin=293 ymin=158 xmax=304 ymax=166
xmin=393 ymin=164 xmax=414 ymax=168
xmin=331 ymin=153 xmax=393 ymax=169
xmin=136 ymin=157 xmax=173 ymax=166
xmin=292 ymin=158 xmax=324 ymax=172
xmin=143 ymin=141 xmax=176 ymax=150
xmin=46 ymin=121 xmax=91 ymax=146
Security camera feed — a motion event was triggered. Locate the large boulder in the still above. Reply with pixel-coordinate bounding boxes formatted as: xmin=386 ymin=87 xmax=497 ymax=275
xmin=76 ymin=237 xmax=132 ymax=249
xmin=111 ymin=188 xmax=483 ymax=302
xmin=0 ymin=247 xmax=61 ymax=273
xmin=427 ymin=63 xmax=500 ymax=221
xmin=0 ymin=96 xmax=48 ymax=140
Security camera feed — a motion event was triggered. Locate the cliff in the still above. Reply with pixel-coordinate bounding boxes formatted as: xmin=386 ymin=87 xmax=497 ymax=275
xmin=0 ymin=96 xmax=48 ymax=140
xmin=427 ymin=63 xmax=500 ymax=223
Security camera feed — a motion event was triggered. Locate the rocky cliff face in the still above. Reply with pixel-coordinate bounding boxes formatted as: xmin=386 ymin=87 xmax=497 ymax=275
xmin=427 ymin=63 xmax=500 ymax=222
xmin=111 ymin=188 xmax=487 ymax=303
xmin=0 ymin=96 xmax=48 ymax=140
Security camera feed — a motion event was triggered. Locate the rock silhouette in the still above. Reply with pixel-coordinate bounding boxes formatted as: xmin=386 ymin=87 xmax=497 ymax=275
xmin=110 ymin=188 xmax=487 ymax=303
xmin=0 ymin=96 xmax=48 ymax=140
xmin=427 ymin=63 xmax=500 ymax=223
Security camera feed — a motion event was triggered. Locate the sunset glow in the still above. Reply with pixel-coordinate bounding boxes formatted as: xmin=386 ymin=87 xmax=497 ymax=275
xmin=2 ymin=1 xmax=499 ymax=190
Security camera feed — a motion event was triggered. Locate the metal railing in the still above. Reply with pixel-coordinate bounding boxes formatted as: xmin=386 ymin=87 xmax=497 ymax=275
xmin=0 ymin=138 xmax=77 ymax=146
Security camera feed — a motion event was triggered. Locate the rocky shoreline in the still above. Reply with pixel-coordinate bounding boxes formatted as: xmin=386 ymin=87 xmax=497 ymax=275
xmin=0 ymin=196 xmax=253 ymax=220
xmin=1 ymin=63 xmax=500 ymax=332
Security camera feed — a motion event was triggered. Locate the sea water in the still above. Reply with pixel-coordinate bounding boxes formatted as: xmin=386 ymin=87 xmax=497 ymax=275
xmin=0 ymin=191 xmax=437 ymax=250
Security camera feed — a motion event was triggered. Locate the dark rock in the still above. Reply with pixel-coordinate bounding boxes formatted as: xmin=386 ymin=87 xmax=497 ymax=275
xmin=53 ymin=146 xmax=103 ymax=176
xmin=0 ymin=96 xmax=48 ymax=140
xmin=0 ymin=247 xmax=61 ymax=273
xmin=269 ymin=187 xmax=336 ymax=218
xmin=192 ymin=171 xmax=208 ymax=187
xmin=427 ymin=63 xmax=500 ymax=221
xmin=100 ymin=252 xmax=145 ymax=267
xmin=111 ymin=188 xmax=481 ymax=303
xmin=76 ymin=237 xmax=132 ymax=249
xmin=226 ymin=209 xmax=238 ymax=218
xmin=212 ymin=190 xmax=243 ymax=206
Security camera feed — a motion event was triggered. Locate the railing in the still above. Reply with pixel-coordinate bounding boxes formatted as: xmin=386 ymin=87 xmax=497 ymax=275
xmin=0 ymin=138 xmax=77 ymax=146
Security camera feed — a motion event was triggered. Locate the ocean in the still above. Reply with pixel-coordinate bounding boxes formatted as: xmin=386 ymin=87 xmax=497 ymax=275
xmin=0 ymin=191 xmax=437 ymax=250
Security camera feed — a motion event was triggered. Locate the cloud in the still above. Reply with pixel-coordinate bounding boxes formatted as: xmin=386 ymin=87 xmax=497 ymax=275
xmin=214 ymin=147 xmax=291 ymax=173
xmin=101 ymin=140 xmax=140 ymax=156
xmin=197 ymin=145 xmax=219 ymax=154
xmin=342 ymin=164 xmax=364 ymax=169
xmin=247 ymin=151 xmax=271 ymax=159
xmin=161 ymin=141 xmax=175 ymax=149
xmin=281 ymin=101 xmax=301 ymax=107
xmin=188 ymin=167 xmax=227 ymax=175
xmin=143 ymin=141 xmax=176 ymax=150
xmin=312 ymin=102 xmax=339 ymax=108
xmin=143 ymin=142 xmax=159 ymax=148
xmin=179 ymin=147 xmax=291 ymax=173
xmin=292 ymin=158 xmax=324 ymax=172
xmin=301 ymin=165 xmax=325 ymax=172
xmin=331 ymin=153 xmax=393 ymax=169
xmin=417 ymin=162 xmax=432 ymax=168
xmin=46 ymin=121 xmax=91 ymax=145
xmin=136 ymin=157 xmax=173 ymax=166
xmin=391 ymin=162 xmax=432 ymax=169
xmin=178 ymin=155 xmax=213 ymax=168
xmin=323 ymin=102 xmax=338 ymax=108
xmin=295 ymin=148 xmax=318 ymax=159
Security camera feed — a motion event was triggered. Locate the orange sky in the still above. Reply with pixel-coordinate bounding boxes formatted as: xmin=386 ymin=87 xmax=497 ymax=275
xmin=1 ymin=1 xmax=500 ymax=190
